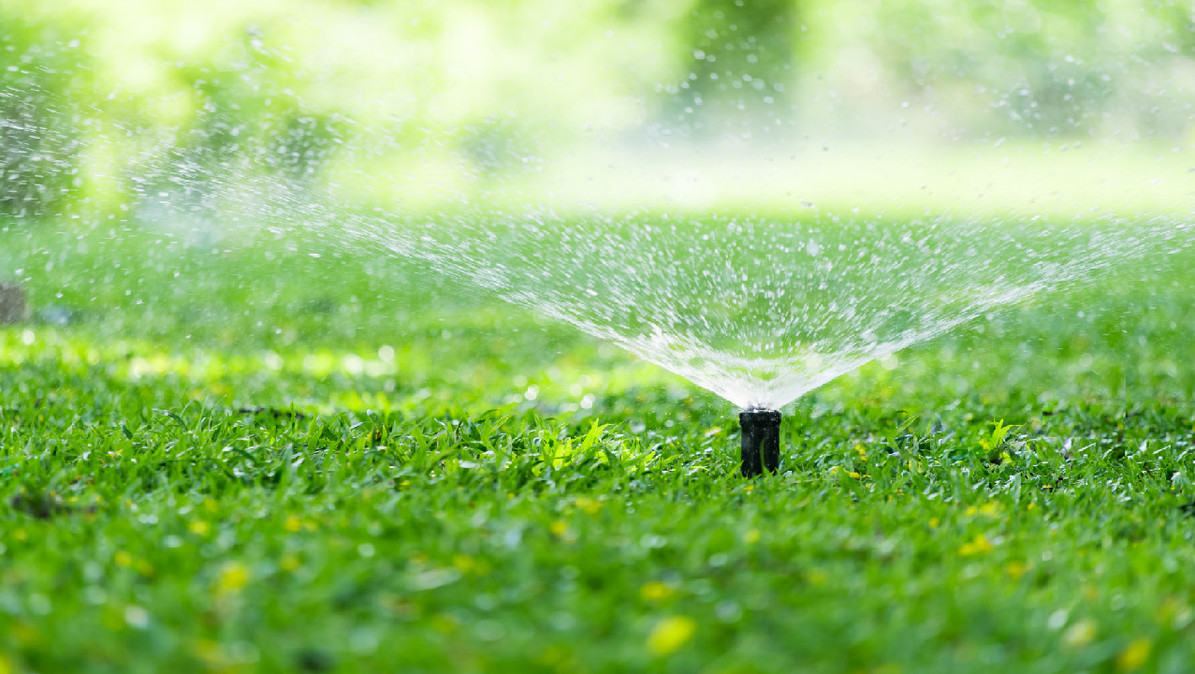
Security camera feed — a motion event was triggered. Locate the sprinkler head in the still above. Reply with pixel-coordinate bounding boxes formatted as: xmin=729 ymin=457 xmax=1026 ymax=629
xmin=739 ymin=408 xmax=781 ymax=478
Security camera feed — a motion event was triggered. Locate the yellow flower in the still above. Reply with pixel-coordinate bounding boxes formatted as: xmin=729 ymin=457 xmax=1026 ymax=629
xmin=958 ymin=534 xmax=994 ymax=556
xmin=430 ymin=613 xmax=459 ymax=634
xmin=192 ymin=639 xmax=229 ymax=668
xmin=453 ymin=554 xmax=484 ymax=575
xmin=549 ymin=520 xmax=569 ymax=537
xmin=284 ymin=515 xmax=303 ymax=533
xmin=574 ymin=497 xmax=603 ymax=516
xmin=1117 ymin=638 xmax=1151 ymax=671
xmin=12 ymin=623 xmax=38 ymax=647
xmin=188 ymin=520 xmax=211 ymax=536
xmin=928 ymin=518 xmax=940 ymax=529
xmin=215 ymin=562 xmax=250 ymax=595
xmin=1063 ymin=620 xmax=1097 ymax=648
xmin=647 ymin=616 xmax=697 ymax=656
xmin=1155 ymin=597 xmax=1189 ymax=626
xmin=743 ymin=529 xmax=760 ymax=544
xmin=640 ymin=582 xmax=676 ymax=603
xmin=114 ymin=550 xmax=133 ymax=568
xmin=1006 ymin=561 xmax=1029 ymax=580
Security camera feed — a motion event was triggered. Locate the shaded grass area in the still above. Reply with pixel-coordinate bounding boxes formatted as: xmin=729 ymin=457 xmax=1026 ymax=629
xmin=1 ymin=218 xmax=1195 ymax=672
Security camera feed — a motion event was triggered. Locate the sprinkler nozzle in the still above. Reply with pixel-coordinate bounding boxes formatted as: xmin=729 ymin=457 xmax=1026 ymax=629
xmin=739 ymin=408 xmax=781 ymax=478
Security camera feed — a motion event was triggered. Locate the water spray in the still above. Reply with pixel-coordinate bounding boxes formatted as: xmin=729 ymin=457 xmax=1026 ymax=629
xmin=739 ymin=408 xmax=781 ymax=477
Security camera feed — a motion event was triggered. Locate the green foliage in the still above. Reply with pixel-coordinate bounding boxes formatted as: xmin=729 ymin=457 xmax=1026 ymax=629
xmin=0 ymin=9 xmax=90 ymax=218
xmin=168 ymin=29 xmax=347 ymax=180
xmin=125 ymin=27 xmax=352 ymax=226
xmin=665 ymin=0 xmax=798 ymax=136
xmin=810 ymin=0 xmax=1195 ymax=139
xmin=3 ymin=0 xmax=1195 ymax=218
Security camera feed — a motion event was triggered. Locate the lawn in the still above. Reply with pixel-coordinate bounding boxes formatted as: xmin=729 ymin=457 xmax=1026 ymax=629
xmin=1 ymin=215 xmax=1195 ymax=673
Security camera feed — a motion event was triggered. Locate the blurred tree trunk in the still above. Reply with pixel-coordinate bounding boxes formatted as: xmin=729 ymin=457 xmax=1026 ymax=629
xmin=0 ymin=283 xmax=27 ymax=324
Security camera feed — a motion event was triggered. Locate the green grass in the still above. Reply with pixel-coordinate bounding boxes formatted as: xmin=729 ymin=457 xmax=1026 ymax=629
xmin=2 ymin=216 xmax=1195 ymax=673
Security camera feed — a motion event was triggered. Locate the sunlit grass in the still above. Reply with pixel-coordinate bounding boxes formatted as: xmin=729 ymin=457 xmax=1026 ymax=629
xmin=2 ymin=214 xmax=1195 ymax=671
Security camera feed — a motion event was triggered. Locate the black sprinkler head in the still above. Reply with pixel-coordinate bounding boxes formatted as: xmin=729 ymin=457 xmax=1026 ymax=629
xmin=739 ymin=408 xmax=781 ymax=478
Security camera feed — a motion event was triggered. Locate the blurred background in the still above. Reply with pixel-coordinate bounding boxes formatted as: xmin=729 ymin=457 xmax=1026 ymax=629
xmin=4 ymin=0 xmax=1195 ymax=219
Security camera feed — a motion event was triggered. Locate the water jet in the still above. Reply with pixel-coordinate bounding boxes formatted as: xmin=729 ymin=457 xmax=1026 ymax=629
xmin=739 ymin=407 xmax=781 ymax=477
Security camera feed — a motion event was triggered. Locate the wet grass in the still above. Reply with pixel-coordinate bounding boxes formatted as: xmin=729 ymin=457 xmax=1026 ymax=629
xmin=1 ymin=219 xmax=1195 ymax=673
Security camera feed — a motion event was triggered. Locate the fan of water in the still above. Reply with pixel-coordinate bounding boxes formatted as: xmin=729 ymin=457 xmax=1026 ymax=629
xmin=330 ymin=206 xmax=1189 ymax=410
xmin=11 ymin=100 xmax=1192 ymax=413
xmin=4 ymin=1 xmax=1194 ymax=416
